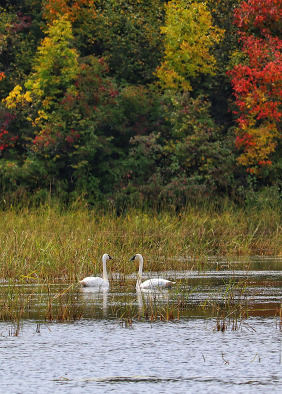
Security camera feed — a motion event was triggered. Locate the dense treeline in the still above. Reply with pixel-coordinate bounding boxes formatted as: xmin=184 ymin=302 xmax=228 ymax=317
xmin=0 ymin=0 xmax=281 ymax=209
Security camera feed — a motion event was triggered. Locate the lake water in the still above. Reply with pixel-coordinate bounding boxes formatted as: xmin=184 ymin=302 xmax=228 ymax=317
xmin=0 ymin=257 xmax=281 ymax=393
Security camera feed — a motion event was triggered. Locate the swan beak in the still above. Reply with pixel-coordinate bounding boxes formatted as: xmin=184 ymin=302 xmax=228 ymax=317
xmin=108 ymin=255 xmax=113 ymax=260
xmin=129 ymin=255 xmax=136 ymax=261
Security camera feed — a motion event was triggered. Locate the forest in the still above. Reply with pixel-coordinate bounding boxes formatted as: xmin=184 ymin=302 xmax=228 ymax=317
xmin=0 ymin=0 xmax=281 ymax=209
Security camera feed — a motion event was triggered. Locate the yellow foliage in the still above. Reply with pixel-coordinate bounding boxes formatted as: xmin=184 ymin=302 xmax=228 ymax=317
xmin=34 ymin=110 xmax=49 ymax=126
xmin=237 ymin=121 xmax=279 ymax=169
xmin=3 ymin=85 xmax=32 ymax=109
xmin=157 ymin=0 xmax=224 ymax=92
xmin=157 ymin=61 xmax=192 ymax=91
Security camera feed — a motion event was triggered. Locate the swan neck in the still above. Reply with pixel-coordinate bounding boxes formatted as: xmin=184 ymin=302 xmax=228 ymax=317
xmin=136 ymin=280 xmax=142 ymax=292
xmin=136 ymin=256 xmax=143 ymax=290
xmin=138 ymin=256 xmax=143 ymax=280
xmin=102 ymin=255 xmax=108 ymax=282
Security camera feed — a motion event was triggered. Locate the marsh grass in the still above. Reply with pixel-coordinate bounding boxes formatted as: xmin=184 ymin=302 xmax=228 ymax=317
xmin=276 ymin=304 xmax=282 ymax=331
xmin=0 ymin=280 xmax=84 ymax=325
xmin=0 ymin=275 xmax=280 ymax=329
xmin=0 ymin=204 xmax=281 ymax=283
xmin=0 ymin=281 xmax=34 ymax=322
xmin=45 ymin=283 xmax=83 ymax=322
xmin=211 ymin=278 xmax=251 ymax=331
xmin=117 ymin=290 xmax=179 ymax=324
xmin=113 ymin=275 xmax=254 ymax=328
xmin=0 ymin=203 xmax=281 ymax=326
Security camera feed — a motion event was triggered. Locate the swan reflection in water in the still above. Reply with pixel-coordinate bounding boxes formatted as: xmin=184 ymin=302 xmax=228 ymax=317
xmin=79 ymin=286 xmax=171 ymax=319
xmin=79 ymin=287 xmax=109 ymax=317
xmin=136 ymin=287 xmax=171 ymax=317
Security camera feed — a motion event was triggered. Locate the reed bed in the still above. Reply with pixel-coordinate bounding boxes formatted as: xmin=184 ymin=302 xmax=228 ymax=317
xmin=0 ymin=204 xmax=281 ymax=282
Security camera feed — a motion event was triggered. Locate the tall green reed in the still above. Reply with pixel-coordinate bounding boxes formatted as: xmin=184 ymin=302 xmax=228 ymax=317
xmin=0 ymin=203 xmax=280 ymax=282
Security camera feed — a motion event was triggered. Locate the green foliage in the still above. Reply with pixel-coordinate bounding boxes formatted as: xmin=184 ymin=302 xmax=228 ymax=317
xmin=205 ymin=0 xmax=239 ymax=126
xmin=0 ymin=4 xmax=42 ymax=97
xmin=93 ymin=0 xmax=164 ymax=84
xmin=118 ymin=93 xmax=235 ymax=207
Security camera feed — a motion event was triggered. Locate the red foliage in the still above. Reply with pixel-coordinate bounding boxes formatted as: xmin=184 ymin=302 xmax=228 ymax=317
xmin=33 ymin=127 xmax=80 ymax=149
xmin=234 ymin=0 xmax=282 ymax=36
xmin=5 ymin=13 xmax=32 ymax=33
xmin=230 ymin=36 xmax=282 ymax=129
xmin=235 ymin=133 xmax=255 ymax=148
xmin=66 ymin=129 xmax=80 ymax=144
xmin=229 ymin=0 xmax=282 ymax=170
xmin=0 ymin=112 xmax=18 ymax=152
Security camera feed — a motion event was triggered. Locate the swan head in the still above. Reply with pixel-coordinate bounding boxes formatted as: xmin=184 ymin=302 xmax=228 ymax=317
xmin=129 ymin=254 xmax=143 ymax=262
xmin=103 ymin=253 xmax=113 ymax=261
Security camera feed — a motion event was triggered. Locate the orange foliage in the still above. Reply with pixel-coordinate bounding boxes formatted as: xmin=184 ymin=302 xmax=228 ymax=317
xmin=43 ymin=0 xmax=97 ymax=23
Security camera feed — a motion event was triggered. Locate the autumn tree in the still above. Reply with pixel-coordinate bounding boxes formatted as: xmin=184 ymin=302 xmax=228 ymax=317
xmin=42 ymin=0 xmax=164 ymax=84
xmin=229 ymin=0 xmax=282 ymax=175
xmin=43 ymin=0 xmax=96 ymax=24
xmin=3 ymin=14 xmax=80 ymax=196
xmin=42 ymin=0 xmax=98 ymax=55
xmin=6 ymin=14 xmax=79 ymax=139
xmin=156 ymin=0 xmax=224 ymax=92
xmin=2 ymin=0 xmax=279 ymax=205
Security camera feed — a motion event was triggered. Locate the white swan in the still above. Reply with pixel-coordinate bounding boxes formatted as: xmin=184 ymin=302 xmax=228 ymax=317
xmin=129 ymin=254 xmax=175 ymax=291
xmin=79 ymin=253 xmax=113 ymax=288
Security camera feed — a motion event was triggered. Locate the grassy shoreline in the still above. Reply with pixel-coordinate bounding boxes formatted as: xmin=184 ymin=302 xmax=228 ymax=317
xmin=0 ymin=204 xmax=281 ymax=282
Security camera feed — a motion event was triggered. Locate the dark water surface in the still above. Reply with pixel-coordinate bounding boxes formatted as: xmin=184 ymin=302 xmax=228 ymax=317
xmin=0 ymin=257 xmax=281 ymax=393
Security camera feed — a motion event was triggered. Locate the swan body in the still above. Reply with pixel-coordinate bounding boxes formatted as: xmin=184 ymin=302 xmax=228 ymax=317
xmin=130 ymin=254 xmax=175 ymax=291
xmin=79 ymin=253 xmax=112 ymax=288
xmin=79 ymin=276 xmax=108 ymax=288
xmin=137 ymin=277 xmax=174 ymax=290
